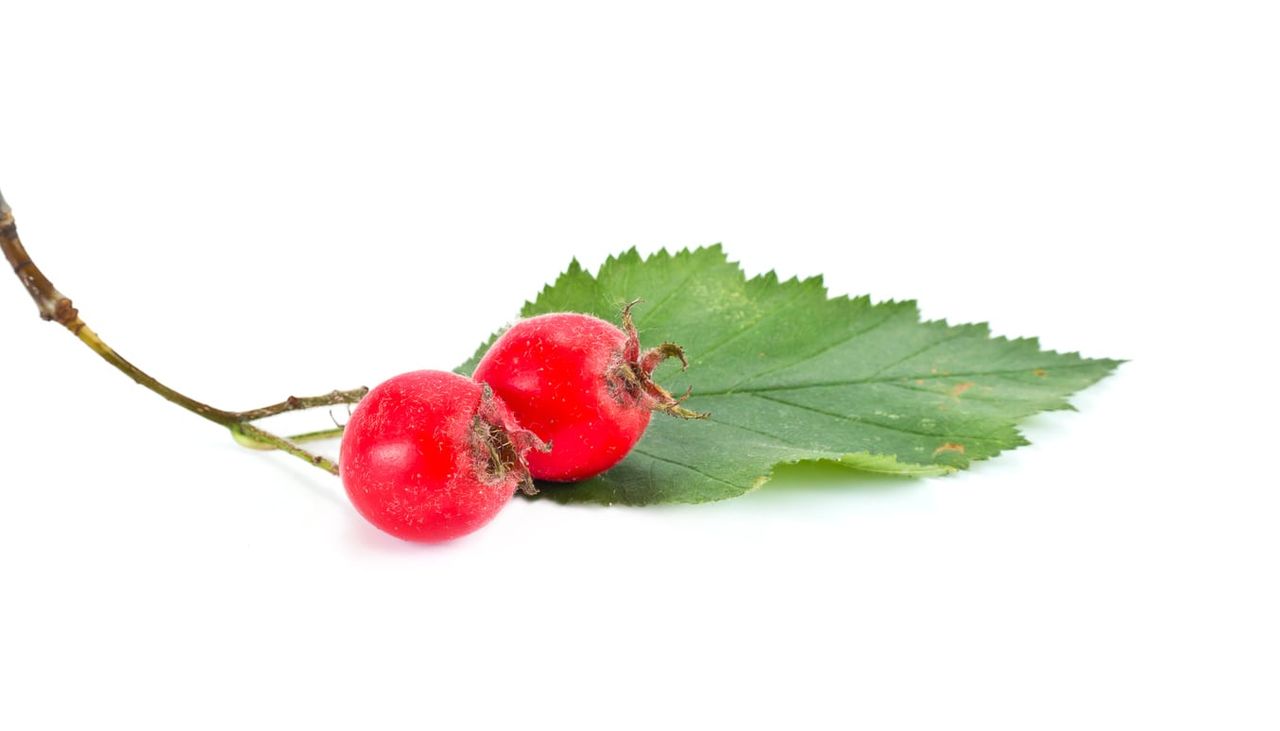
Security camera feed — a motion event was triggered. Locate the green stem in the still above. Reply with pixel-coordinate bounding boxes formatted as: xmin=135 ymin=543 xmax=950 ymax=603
xmin=231 ymin=424 xmax=341 ymax=475
xmin=233 ymin=426 xmax=347 ymax=451
xmin=288 ymin=427 xmax=347 ymax=444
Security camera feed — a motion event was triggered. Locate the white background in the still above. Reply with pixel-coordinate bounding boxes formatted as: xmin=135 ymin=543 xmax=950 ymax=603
xmin=1 ymin=1 xmax=1276 ymax=728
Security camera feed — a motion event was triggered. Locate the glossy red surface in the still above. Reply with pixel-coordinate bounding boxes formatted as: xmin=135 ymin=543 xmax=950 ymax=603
xmin=339 ymin=370 xmax=523 ymax=542
xmin=473 ymin=313 xmax=652 ymax=482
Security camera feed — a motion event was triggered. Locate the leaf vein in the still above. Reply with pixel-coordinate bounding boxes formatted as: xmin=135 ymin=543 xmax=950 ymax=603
xmin=724 ymin=303 xmax=900 ymax=390
xmin=634 ymin=259 xmax=715 ymax=325
xmin=883 ymin=380 xmax=1025 ymax=404
xmin=693 ymin=361 xmax=1109 ymax=396
xmin=746 ymin=392 xmax=1010 ymax=442
xmin=690 ymin=284 xmax=813 ymax=363
xmin=705 ymin=416 xmax=845 ymax=454
xmin=629 ymin=448 xmax=750 ymax=489
xmin=859 ymin=327 xmax=976 ymax=380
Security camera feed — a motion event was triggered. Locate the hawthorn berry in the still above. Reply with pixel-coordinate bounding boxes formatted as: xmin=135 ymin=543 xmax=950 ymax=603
xmin=338 ymin=370 xmax=545 ymax=542
xmin=473 ymin=303 xmax=706 ymax=482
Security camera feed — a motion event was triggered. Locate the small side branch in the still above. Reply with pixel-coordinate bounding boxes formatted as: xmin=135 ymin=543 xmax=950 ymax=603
xmin=231 ymin=424 xmax=341 ymax=476
xmin=232 ymin=388 xmax=369 ymax=422
xmin=0 ymin=188 xmax=363 ymax=475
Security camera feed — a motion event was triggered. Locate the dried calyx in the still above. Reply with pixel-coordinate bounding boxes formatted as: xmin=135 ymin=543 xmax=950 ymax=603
xmin=471 ymin=385 xmax=549 ymax=495
xmin=609 ymin=301 xmax=710 ymax=420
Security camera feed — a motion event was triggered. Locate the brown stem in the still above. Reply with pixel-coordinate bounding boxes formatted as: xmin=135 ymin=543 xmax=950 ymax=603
xmin=0 ymin=189 xmax=363 ymax=474
xmin=232 ymin=389 xmax=368 ymax=422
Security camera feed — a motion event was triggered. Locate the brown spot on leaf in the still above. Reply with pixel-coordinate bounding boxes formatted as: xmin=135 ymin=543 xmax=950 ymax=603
xmin=949 ymin=381 xmax=975 ymax=397
xmin=933 ymin=442 xmax=966 ymax=456
xmin=1032 ymin=368 xmax=1048 ymax=377
xmin=915 ymin=379 xmax=925 ymax=385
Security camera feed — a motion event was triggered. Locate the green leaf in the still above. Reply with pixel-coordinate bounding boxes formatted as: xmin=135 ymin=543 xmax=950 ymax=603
xmin=459 ymin=246 xmax=1121 ymax=505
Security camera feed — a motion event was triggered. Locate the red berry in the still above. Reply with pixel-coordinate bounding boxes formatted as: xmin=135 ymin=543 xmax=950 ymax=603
xmin=339 ymin=370 xmax=544 ymax=542
xmin=473 ymin=304 xmax=706 ymax=482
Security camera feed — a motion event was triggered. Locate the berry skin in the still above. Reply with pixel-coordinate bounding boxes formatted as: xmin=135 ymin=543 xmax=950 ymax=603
xmin=473 ymin=304 xmax=706 ymax=482
xmin=339 ymin=370 xmax=544 ymax=542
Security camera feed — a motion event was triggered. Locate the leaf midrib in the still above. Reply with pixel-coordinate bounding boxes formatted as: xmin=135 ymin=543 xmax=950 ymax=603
xmin=691 ymin=361 xmax=1105 ymax=397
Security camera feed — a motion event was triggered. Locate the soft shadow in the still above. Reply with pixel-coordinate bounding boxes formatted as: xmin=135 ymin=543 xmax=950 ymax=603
xmin=222 ymin=440 xmax=346 ymax=508
xmin=732 ymin=460 xmax=924 ymax=506
xmin=341 ymin=515 xmax=470 ymax=554
xmin=615 ymin=460 xmax=931 ymax=517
